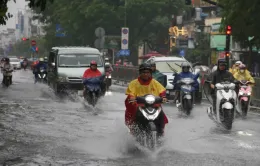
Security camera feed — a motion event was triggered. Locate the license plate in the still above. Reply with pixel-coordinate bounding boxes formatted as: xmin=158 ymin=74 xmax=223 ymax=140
xmin=78 ymin=90 xmax=83 ymax=96
xmin=170 ymin=91 xmax=175 ymax=95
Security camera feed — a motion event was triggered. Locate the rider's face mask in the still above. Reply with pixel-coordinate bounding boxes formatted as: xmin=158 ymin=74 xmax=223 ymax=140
xmin=240 ymin=69 xmax=245 ymax=73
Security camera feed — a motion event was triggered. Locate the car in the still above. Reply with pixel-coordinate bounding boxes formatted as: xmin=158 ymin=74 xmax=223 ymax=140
xmin=145 ymin=56 xmax=202 ymax=103
xmin=9 ymin=57 xmax=21 ymax=69
xmin=47 ymin=46 xmax=105 ymax=94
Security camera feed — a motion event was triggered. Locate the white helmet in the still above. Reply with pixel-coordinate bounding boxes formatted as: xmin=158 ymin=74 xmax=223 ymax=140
xmin=235 ymin=61 xmax=242 ymax=65
xmin=39 ymin=58 xmax=44 ymax=62
xmin=105 ymin=58 xmax=109 ymax=61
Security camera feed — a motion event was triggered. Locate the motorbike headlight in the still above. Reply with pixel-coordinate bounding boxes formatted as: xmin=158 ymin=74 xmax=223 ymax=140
xmin=145 ymin=95 xmax=156 ymax=104
xmin=239 ymin=92 xmax=243 ymax=96
xmin=247 ymin=92 xmax=251 ymax=95
xmin=108 ymin=75 xmax=112 ymax=78
xmin=40 ymin=69 xmax=44 ymax=72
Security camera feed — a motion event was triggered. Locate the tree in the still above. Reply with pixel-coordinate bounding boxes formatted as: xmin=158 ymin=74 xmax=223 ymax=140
xmin=0 ymin=0 xmax=54 ymax=25
xmin=29 ymin=0 xmax=185 ymax=64
xmin=219 ymin=0 xmax=260 ymax=67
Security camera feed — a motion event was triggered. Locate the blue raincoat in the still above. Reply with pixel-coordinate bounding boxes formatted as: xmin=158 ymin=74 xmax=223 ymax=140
xmin=172 ymin=72 xmax=199 ymax=91
xmin=83 ymin=75 xmax=105 ymax=91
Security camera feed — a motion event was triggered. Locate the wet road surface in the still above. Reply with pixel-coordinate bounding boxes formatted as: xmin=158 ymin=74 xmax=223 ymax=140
xmin=0 ymin=70 xmax=260 ymax=166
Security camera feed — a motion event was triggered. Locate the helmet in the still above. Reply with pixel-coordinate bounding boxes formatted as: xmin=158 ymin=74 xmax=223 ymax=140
xmin=44 ymin=57 xmax=48 ymax=60
xmin=104 ymin=57 xmax=109 ymax=61
xmin=39 ymin=58 xmax=44 ymax=62
xmin=5 ymin=58 xmax=9 ymax=62
xmin=139 ymin=63 xmax=152 ymax=72
xmin=90 ymin=60 xmax=97 ymax=66
xmin=235 ymin=61 xmax=242 ymax=65
xmin=239 ymin=64 xmax=246 ymax=69
xmin=218 ymin=59 xmax=227 ymax=66
xmin=150 ymin=61 xmax=156 ymax=67
xmin=181 ymin=62 xmax=190 ymax=68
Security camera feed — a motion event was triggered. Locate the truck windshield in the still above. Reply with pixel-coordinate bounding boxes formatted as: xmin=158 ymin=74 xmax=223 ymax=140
xmin=156 ymin=61 xmax=192 ymax=73
xmin=58 ymin=54 xmax=103 ymax=67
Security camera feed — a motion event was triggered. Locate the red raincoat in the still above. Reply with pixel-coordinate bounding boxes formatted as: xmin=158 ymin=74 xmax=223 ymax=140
xmin=125 ymin=77 xmax=168 ymax=127
xmin=83 ymin=68 xmax=102 ymax=78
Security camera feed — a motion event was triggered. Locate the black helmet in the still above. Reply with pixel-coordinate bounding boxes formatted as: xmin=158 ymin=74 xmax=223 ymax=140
xmin=139 ymin=63 xmax=152 ymax=72
xmin=181 ymin=62 xmax=190 ymax=68
xmin=218 ymin=59 xmax=227 ymax=66
xmin=5 ymin=58 xmax=9 ymax=62
xmin=150 ymin=61 xmax=156 ymax=67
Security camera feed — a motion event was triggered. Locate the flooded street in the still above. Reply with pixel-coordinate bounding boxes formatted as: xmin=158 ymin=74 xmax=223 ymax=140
xmin=1 ymin=70 xmax=260 ymax=166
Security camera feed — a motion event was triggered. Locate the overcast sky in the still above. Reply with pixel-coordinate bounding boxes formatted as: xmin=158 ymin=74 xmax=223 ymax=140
xmin=0 ymin=0 xmax=27 ymax=31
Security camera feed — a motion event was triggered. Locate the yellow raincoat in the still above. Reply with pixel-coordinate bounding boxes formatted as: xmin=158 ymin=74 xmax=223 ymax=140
xmin=229 ymin=64 xmax=240 ymax=75
xmin=125 ymin=77 xmax=167 ymax=126
xmin=126 ymin=77 xmax=166 ymax=97
xmin=234 ymin=70 xmax=255 ymax=84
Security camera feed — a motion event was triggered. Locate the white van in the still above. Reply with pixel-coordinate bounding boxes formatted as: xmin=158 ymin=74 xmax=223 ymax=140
xmin=47 ymin=46 xmax=104 ymax=93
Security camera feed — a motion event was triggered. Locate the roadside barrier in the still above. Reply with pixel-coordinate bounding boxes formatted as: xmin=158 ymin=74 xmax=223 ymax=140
xmin=112 ymin=65 xmax=138 ymax=85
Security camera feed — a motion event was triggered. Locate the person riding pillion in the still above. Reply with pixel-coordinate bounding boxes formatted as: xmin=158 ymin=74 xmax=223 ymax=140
xmin=150 ymin=61 xmax=167 ymax=87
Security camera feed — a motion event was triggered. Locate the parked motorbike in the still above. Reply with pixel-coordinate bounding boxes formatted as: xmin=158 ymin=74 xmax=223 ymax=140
xmin=37 ymin=67 xmax=47 ymax=83
xmin=238 ymin=80 xmax=253 ymax=118
xmin=130 ymin=94 xmax=163 ymax=150
xmin=207 ymin=81 xmax=237 ymax=130
xmin=83 ymin=75 xmax=105 ymax=107
xmin=176 ymin=74 xmax=199 ymax=115
xmin=3 ymin=68 xmax=13 ymax=87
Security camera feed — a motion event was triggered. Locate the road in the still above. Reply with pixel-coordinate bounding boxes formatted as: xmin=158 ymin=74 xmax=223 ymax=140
xmin=0 ymin=70 xmax=260 ymax=166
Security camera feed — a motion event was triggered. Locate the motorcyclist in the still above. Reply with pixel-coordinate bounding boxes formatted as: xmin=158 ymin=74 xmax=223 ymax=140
xmin=2 ymin=58 xmax=14 ymax=85
xmin=33 ymin=58 xmax=47 ymax=83
xmin=172 ymin=62 xmax=199 ymax=102
xmin=82 ymin=60 xmax=105 ymax=95
xmin=234 ymin=64 xmax=255 ymax=86
xmin=210 ymin=59 xmax=235 ymax=115
xmin=150 ymin=61 xmax=167 ymax=87
xmin=125 ymin=63 xmax=168 ymax=136
xmin=229 ymin=61 xmax=242 ymax=75
xmin=104 ymin=57 xmax=109 ymax=63
xmin=22 ymin=58 xmax=28 ymax=69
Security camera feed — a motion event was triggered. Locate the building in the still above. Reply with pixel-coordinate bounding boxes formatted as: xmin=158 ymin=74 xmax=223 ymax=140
xmin=0 ymin=28 xmax=16 ymax=56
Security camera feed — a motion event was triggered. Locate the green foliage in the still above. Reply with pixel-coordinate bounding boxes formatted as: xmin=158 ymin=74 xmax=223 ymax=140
xmin=219 ymin=0 xmax=260 ymax=47
xmin=0 ymin=0 xmax=53 ymax=25
xmin=30 ymin=0 xmax=185 ymax=53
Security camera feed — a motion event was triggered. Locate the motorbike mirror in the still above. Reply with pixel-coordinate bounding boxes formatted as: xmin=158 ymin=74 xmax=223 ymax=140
xmin=155 ymin=97 xmax=163 ymax=103
xmin=51 ymin=62 xmax=55 ymax=67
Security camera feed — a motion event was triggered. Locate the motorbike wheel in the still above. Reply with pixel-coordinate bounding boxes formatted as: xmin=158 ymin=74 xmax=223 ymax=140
xmin=183 ymin=99 xmax=192 ymax=115
xmin=241 ymin=100 xmax=248 ymax=118
xmin=222 ymin=109 xmax=234 ymax=130
xmin=91 ymin=92 xmax=97 ymax=107
xmin=4 ymin=77 xmax=10 ymax=87
xmin=147 ymin=131 xmax=157 ymax=150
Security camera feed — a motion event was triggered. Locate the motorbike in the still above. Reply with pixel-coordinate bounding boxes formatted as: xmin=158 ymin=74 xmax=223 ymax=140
xmin=37 ymin=67 xmax=47 ymax=83
xmin=22 ymin=61 xmax=27 ymax=70
xmin=3 ymin=69 xmax=13 ymax=87
xmin=131 ymin=94 xmax=163 ymax=150
xmin=105 ymin=71 xmax=112 ymax=90
xmin=83 ymin=75 xmax=105 ymax=107
xmin=238 ymin=80 xmax=253 ymax=118
xmin=207 ymin=81 xmax=237 ymax=130
xmin=175 ymin=74 xmax=199 ymax=115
